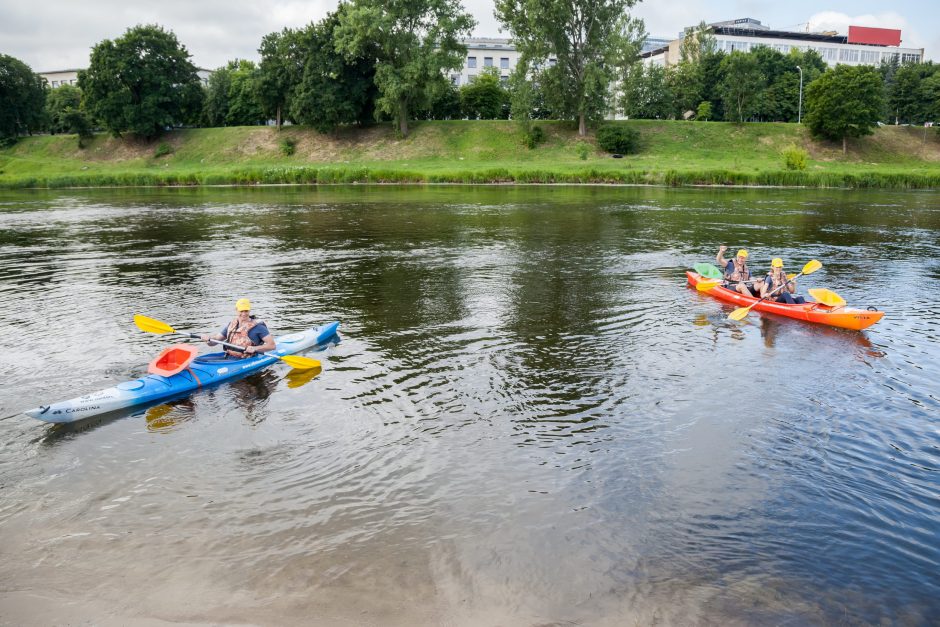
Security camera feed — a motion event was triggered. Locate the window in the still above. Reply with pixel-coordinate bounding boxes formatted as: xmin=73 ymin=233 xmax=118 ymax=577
xmin=548 ymin=58 xmax=557 ymax=67
xmin=500 ymin=75 xmax=509 ymax=84
xmin=902 ymin=53 xmax=921 ymax=64
xmin=859 ymin=50 xmax=879 ymax=64
xmin=451 ymin=75 xmax=460 ymax=86
xmin=468 ymin=74 xmax=476 ymax=83
xmin=467 ymin=56 xmax=477 ymax=68
xmin=839 ymin=48 xmax=859 ymax=63
xmin=51 ymin=81 xmax=58 ymax=87
xmin=882 ymin=52 xmax=899 ymax=64
xmin=484 ymin=57 xmax=493 ymax=67
xmin=500 ymin=57 xmax=509 ymax=69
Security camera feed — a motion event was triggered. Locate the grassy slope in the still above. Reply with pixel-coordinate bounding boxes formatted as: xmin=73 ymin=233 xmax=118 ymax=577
xmin=1 ymin=120 xmax=939 ymax=189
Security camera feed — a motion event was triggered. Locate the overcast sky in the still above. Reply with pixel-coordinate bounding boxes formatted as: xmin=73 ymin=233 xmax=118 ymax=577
xmin=1 ymin=0 xmax=935 ymax=72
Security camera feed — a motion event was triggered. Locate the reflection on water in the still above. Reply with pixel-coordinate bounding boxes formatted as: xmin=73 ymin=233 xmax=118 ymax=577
xmin=0 ymin=186 xmax=938 ymax=625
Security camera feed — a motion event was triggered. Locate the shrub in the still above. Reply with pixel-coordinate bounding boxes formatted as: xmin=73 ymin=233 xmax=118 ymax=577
xmin=153 ymin=142 xmax=172 ymax=158
xmin=575 ymin=141 xmax=590 ymax=160
xmin=782 ymin=145 xmax=808 ymax=171
xmin=696 ymin=101 xmax=712 ymax=121
xmin=279 ymin=137 xmax=296 ymax=156
xmin=596 ymin=124 xmax=639 ymax=154
xmin=523 ymin=125 xmax=545 ymax=149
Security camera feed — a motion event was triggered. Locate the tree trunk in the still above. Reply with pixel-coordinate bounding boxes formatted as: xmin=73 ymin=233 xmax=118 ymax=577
xmin=578 ymin=113 xmax=586 ymax=136
xmin=842 ymin=136 xmax=847 ymax=155
xmin=398 ymin=98 xmax=409 ymax=137
xmin=276 ymin=105 xmax=281 ymax=131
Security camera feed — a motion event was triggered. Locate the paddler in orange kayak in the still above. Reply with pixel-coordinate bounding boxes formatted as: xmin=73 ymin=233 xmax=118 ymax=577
xmin=760 ymin=258 xmax=806 ymax=304
xmin=716 ymin=246 xmax=764 ymax=297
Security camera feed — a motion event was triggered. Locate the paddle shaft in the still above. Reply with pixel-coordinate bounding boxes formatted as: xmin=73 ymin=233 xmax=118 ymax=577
xmin=177 ymin=332 xmax=267 ymax=357
xmin=740 ymin=270 xmax=807 ymax=312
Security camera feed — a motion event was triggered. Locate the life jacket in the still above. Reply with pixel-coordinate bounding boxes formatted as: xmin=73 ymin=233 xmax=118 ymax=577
xmin=225 ymin=317 xmax=263 ymax=358
xmin=724 ymin=259 xmax=750 ymax=282
xmin=765 ymin=268 xmax=791 ymax=296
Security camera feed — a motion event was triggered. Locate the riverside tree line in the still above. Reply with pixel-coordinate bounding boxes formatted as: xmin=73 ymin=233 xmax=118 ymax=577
xmin=2 ymin=0 xmax=939 ymax=152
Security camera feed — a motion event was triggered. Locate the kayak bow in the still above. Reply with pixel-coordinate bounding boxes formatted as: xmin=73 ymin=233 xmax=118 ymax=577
xmin=25 ymin=321 xmax=340 ymax=423
xmin=687 ymin=272 xmax=883 ymax=331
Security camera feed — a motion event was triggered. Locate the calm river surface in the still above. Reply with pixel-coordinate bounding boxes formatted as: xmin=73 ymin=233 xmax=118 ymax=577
xmin=1 ymin=186 xmax=938 ymax=625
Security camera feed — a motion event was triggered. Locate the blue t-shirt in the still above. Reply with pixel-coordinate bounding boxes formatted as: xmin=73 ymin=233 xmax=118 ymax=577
xmin=220 ymin=319 xmax=270 ymax=345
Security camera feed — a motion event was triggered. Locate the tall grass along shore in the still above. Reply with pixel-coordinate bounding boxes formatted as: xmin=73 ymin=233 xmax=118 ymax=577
xmin=2 ymin=120 xmax=938 ymax=190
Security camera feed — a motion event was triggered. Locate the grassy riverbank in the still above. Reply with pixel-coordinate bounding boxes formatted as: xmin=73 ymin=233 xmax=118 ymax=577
xmin=2 ymin=120 xmax=939 ymax=189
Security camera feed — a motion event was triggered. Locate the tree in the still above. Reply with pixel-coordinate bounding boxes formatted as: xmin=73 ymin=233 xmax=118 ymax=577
xmin=495 ymin=0 xmax=644 ymax=135
xmin=888 ymin=62 xmax=939 ymax=125
xmin=79 ymin=24 xmax=201 ymax=139
xmin=335 ymin=0 xmax=474 ymax=137
xmin=719 ymin=51 xmax=764 ymax=122
xmin=620 ymin=62 xmax=673 ymax=119
xmin=805 ymin=65 xmax=885 ymax=154
xmin=460 ymin=67 xmax=509 ymax=119
xmin=257 ymin=29 xmax=304 ymax=130
xmin=0 ymin=54 xmax=46 ymax=145
xmin=696 ymin=101 xmax=712 ymax=121
xmin=289 ymin=8 xmax=378 ymax=132
xmin=225 ymin=60 xmax=264 ymax=126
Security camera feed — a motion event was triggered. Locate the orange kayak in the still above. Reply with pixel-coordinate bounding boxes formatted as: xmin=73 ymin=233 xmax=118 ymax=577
xmin=687 ymin=271 xmax=884 ymax=331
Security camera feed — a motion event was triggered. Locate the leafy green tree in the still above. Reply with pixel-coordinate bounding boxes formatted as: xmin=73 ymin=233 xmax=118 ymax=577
xmin=805 ymin=64 xmax=884 ymax=154
xmin=888 ymin=62 xmax=939 ymax=125
xmin=257 ymin=29 xmax=304 ymax=130
xmin=460 ymin=67 xmax=509 ymax=119
xmin=335 ymin=0 xmax=474 ymax=137
xmin=419 ymin=79 xmax=462 ymax=119
xmin=204 ymin=66 xmax=232 ymax=127
xmin=45 ymin=84 xmax=81 ymax=133
xmin=0 ymin=54 xmax=46 ymax=145
xmin=621 ymin=62 xmax=673 ymax=119
xmin=226 ymin=60 xmax=264 ymax=126
xmin=78 ymin=24 xmax=201 ymax=139
xmin=496 ymin=0 xmax=644 ymax=135
xmin=719 ymin=51 xmax=764 ymax=122
xmin=290 ymin=8 xmax=378 ymax=132
xmin=696 ymin=101 xmax=712 ymax=121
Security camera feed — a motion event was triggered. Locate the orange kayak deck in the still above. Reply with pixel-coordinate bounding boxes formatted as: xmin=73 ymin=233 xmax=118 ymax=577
xmin=687 ymin=271 xmax=884 ymax=331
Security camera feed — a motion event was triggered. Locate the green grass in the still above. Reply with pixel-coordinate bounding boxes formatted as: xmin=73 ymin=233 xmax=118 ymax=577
xmin=2 ymin=120 xmax=939 ymax=189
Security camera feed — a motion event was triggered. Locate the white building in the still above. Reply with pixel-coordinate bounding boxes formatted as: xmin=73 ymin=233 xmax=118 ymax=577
xmin=452 ymin=38 xmax=556 ymax=87
xmin=642 ymin=18 xmax=924 ymax=68
xmin=38 ymin=68 xmax=213 ymax=88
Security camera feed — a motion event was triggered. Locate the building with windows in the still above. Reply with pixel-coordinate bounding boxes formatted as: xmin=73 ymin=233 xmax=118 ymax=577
xmin=642 ymin=18 xmax=924 ymax=68
xmin=452 ymin=38 xmax=557 ymax=87
xmin=38 ymin=68 xmax=213 ymax=88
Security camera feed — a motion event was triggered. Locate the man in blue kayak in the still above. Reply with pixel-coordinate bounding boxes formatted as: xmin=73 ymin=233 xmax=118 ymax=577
xmin=716 ymin=245 xmax=764 ymax=296
xmin=201 ymin=298 xmax=276 ymax=358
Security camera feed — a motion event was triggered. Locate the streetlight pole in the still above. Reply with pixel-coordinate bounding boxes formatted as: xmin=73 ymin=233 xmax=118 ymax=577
xmin=796 ymin=65 xmax=803 ymax=124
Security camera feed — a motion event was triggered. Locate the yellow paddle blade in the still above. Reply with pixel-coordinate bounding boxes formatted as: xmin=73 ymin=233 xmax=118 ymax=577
xmin=808 ymin=288 xmax=846 ymax=307
xmin=728 ymin=306 xmax=752 ymax=321
xmin=801 ymin=260 xmax=822 ymax=275
xmin=276 ymin=354 xmax=321 ymax=370
xmin=697 ymin=279 xmax=722 ymax=291
xmin=134 ymin=314 xmax=177 ymax=335
xmin=787 ymin=273 xmax=797 ymax=280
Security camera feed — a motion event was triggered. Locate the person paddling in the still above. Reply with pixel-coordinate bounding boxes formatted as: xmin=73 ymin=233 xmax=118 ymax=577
xmin=761 ymin=258 xmax=805 ymax=304
xmin=201 ymin=298 xmax=276 ymax=358
xmin=716 ymin=246 xmax=763 ymax=296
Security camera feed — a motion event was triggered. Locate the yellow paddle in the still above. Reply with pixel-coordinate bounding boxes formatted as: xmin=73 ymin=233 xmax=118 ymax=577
xmin=808 ymin=288 xmax=846 ymax=307
xmin=728 ymin=260 xmax=822 ymax=321
xmin=134 ymin=314 xmax=321 ymax=370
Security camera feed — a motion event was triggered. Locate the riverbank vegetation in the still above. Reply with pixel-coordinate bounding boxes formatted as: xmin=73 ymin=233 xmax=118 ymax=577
xmin=2 ymin=120 xmax=938 ymax=189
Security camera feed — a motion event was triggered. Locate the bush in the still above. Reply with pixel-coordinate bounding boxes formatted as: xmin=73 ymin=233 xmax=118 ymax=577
xmin=782 ymin=145 xmax=808 ymax=171
xmin=153 ymin=142 xmax=172 ymax=158
xmin=575 ymin=141 xmax=591 ymax=160
xmin=523 ymin=125 xmax=545 ymax=149
xmin=279 ymin=137 xmax=296 ymax=156
xmin=596 ymin=124 xmax=639 ymax=154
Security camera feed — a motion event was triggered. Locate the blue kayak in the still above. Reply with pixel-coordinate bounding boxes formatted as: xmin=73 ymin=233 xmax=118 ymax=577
xmin=25 ymin=321 xmax=340 ymax=423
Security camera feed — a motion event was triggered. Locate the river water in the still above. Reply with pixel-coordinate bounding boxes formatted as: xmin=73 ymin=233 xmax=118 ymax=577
xmin=0 ymin=186 xmax=937 ymax=625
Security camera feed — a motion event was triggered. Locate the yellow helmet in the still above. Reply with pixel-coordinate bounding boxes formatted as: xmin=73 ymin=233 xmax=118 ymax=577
xmin=736 ymin=249 xmax=748 ymax=258
xmin=771 ymin=258 xmax=783 ymax=268
xmin=235 ymin=298 xmax=252 ymax=311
